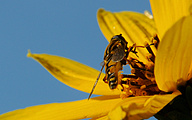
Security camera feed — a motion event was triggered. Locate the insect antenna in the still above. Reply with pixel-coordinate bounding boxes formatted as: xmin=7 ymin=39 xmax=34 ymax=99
xmin=88 ymin=63 xmax=105 ymax=100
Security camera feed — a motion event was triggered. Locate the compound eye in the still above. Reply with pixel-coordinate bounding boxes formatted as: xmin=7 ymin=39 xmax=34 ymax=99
xmin=112 ymin=35 xmax=119 ymax=39
xmin=112 ymin=47 xmax=125 ymax=62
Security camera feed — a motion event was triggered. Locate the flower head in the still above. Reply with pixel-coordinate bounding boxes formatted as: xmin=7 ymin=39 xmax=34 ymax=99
xmin=0 ymin=0 xmax=192 ymax=120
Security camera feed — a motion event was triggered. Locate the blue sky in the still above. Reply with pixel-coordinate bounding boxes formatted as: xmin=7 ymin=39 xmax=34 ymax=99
xmin=0 ymin=0 xmax=156 ymax=119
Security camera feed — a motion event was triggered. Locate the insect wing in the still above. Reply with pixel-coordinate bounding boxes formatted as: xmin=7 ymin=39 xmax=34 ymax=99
xmin=100 ymin=61 xmax=104 ymax=66
xmin=88 ymin=63 xmax=105 ymax=100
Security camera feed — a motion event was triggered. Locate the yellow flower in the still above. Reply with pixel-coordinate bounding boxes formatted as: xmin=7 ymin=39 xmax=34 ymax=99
xmin=0 ymin=0 xmax=192 ymax=120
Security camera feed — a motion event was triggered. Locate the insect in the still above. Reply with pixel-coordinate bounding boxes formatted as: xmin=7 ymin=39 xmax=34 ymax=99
xmin=88 ymin=34 xmax=137 ymax=99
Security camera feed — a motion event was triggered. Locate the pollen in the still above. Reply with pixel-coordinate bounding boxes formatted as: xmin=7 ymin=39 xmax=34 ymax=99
xmin=119 ymin=35 xmax=167 ymax=98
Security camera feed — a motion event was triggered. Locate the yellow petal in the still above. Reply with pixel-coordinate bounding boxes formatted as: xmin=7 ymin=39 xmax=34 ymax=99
xmin=155 ymin=15 xmax=192 ymax=92
xmin=97 ymin=9 xmax=157 ymax=64
xmin=150 ymin=0 xmax=192 ymax=38
xmin=27 ymin=51 xmax=120 ymax=95
xmin=108 ymin=91 xmax=181 ymax=120
xmin=108 ymin=106 xmax=126 ymax=120
xmin=0 ymin=95 xmax=122 ymax=120
xmin=90 ymin=115 xmax=108 ymax=120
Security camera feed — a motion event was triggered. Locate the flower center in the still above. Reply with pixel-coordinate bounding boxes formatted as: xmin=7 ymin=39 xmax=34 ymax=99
xmin=119 ymin=35 xmax=168 ymax=98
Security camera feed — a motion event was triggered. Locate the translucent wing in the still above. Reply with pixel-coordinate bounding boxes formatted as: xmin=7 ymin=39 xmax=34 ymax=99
xmin=88 ymin=63 xmax=105 ymax=100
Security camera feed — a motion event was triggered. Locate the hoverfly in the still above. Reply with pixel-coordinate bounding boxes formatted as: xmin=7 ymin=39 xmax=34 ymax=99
xmin=88 ymin=34 xmax=137 ymax=99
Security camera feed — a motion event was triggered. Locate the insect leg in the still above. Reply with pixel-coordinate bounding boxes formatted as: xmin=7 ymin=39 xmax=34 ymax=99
xmin=127 ymin=43 xmax=140 ymax=57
